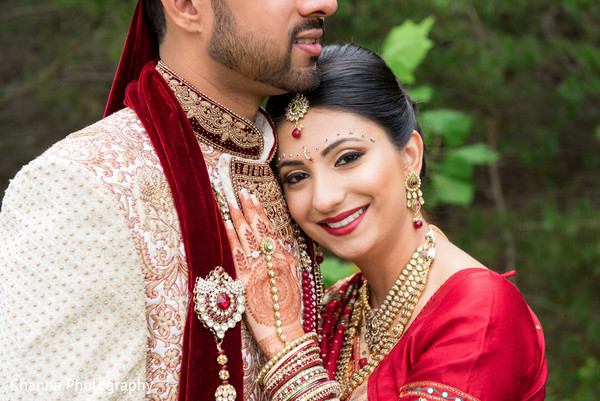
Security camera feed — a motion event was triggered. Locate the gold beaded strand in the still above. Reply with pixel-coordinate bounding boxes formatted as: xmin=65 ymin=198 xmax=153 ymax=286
xmin=336 ymin=228 xmax=438 ymax=399
xmin=259 ymin=236 xmax=288 ymax=345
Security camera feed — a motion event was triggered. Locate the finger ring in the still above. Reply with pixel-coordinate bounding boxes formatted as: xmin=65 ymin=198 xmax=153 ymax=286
xmin=259 ymin=236 xmax=276 ymax=256
xmin=246 ymin=250 xmax=260 ymax=259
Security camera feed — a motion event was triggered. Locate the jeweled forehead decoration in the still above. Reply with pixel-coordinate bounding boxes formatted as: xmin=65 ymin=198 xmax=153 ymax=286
xmin=285 ymin=93 xmax=310 ymax=139
xmin=276 ymin=131 xmax=374 ymax=163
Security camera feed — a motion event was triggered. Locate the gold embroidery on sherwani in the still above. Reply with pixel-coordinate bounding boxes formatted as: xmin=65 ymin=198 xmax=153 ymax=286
xmin=230 ymin=158 xmax=295 ymax=246
xmin=134 ymin=168 xmax=187 ymax=291
xmin=241 ymin=321 xmax=269 ymax=400
xmin=157 ymin=61 xmax=264 ymax=159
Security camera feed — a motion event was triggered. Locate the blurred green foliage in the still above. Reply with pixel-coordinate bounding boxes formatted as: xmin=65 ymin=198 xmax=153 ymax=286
xmin=325 ymin=2 xmax=600 ymax=399
xmin=381 ymin=17 xmax=434 ymax=84
xmin=380 ymin=18 xmax=500 ymax=206
xmin=320 ymin=257 xmax=358 ymax=290
xmin=1 ymin=0 xmax=599 ymax=399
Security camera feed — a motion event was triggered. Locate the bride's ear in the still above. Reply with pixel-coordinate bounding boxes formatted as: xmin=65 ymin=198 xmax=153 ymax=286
xmin=401 ymin=130 xmax=424 ymax=175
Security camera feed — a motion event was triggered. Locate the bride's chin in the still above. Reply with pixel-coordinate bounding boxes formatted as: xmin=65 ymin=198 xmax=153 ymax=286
xmin=328 ymin=245 xmax=366 ymax=264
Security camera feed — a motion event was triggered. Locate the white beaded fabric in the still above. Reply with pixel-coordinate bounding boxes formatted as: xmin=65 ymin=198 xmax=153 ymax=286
xmin=0 ymin=104 xmax=287 ymax=400
xmin=0 ymin=109 xmax=149 ymax=400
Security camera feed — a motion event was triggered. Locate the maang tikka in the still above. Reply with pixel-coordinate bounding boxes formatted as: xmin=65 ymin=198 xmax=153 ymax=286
xmin=405 ymin=171 xmax=425 ymax=229
xmin=285 ymin=93 xmax=309 ymax=139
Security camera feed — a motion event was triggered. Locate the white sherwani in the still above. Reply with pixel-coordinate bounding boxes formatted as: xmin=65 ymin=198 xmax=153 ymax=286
xmin=0 ymin=76 xmax=289 ymax=401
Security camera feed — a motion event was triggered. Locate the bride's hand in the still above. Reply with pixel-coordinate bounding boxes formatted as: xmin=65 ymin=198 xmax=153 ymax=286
xmin=225 ymin=189 xmax=304 ymax=358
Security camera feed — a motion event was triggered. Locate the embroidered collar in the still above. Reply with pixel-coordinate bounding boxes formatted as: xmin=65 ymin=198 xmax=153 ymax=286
xmin=156 ymin=60 xmax=264 ymax=159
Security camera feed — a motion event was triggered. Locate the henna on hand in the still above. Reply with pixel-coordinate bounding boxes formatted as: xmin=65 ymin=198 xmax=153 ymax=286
xmin=225 ymin=189 xmax=304 ymax=355
xmin=232 ymin=247 xmax=252 ymax=274
xmin=254 ymin=218 xmax=276 ymax=239
xmin=245 ymin=254 xmax=301 ymax=326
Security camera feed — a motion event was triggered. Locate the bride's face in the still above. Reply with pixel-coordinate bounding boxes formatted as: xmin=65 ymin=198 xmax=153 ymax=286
xmin=276 ymin=107 xmax=415 ymax=263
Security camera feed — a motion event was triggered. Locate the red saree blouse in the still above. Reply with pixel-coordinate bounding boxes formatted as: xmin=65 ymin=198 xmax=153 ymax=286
xmin=321 ymin=268 xmax=548 ymax=400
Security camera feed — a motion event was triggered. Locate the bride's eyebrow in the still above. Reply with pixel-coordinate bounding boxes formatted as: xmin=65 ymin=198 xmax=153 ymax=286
xmin=278 ymin=137 xmax=363 ymax=169
xmin=278 ymin=159 xmax=304 ymax=169
xmin=321 ymin=138 xmax=361 ymax=157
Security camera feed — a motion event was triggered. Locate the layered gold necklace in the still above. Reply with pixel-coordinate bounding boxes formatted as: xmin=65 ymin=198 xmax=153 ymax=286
xmin=335 ymin=228 xmax=438 ymax=399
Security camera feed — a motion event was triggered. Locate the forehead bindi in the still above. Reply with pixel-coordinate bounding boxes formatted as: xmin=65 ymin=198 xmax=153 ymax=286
xmin=277 ymin=132 xmax=375 ymax=164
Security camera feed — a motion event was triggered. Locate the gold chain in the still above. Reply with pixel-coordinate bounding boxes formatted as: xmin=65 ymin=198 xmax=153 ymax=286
xmin=335 ymin=228 xmax=438 ymax=399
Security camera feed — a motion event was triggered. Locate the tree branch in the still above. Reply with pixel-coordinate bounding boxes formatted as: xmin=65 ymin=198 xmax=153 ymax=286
xmin=486 ymin=116 xmax=517 ymax=274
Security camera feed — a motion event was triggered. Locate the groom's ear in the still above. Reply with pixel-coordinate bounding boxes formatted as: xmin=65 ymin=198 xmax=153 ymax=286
xmin=160 ymin=0 xmax=207 ymax=35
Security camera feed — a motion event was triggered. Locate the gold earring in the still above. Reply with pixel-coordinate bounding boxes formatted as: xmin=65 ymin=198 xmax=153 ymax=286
xmin=405 ymin=171 xmax=424 ymax=229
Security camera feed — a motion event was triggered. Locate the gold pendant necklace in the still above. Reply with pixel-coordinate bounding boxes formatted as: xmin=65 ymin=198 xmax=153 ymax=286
xmin=335 ymin=228 xmax=437 ymax=399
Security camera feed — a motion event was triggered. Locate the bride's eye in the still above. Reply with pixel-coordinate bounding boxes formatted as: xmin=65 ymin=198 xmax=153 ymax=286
xmin=334 ymin=151 xmax=365 ymax=167
xmin=282 ymin=171 xmax=309 ymax=185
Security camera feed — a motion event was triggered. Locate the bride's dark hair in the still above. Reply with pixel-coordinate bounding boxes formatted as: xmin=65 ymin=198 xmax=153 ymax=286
xmin=266 ymin=43 xmax=426 ymax=177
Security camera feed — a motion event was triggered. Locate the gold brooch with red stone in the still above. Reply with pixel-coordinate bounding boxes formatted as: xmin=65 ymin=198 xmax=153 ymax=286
xmin=193 ymin=266 xmax=246 ymax=401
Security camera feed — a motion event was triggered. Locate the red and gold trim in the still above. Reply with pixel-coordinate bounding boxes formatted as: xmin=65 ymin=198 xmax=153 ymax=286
xmin=399 ymin=382 xmax=480 ymax=401
xmin=230 ymin=159 xmax=295 ymax=245
xmin=157 ymin=61 xmax=265 ymax=159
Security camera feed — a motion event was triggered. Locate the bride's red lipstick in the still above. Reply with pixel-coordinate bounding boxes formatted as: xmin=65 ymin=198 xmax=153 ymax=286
xmin=318 ymin=205 xmax=368 ymax=236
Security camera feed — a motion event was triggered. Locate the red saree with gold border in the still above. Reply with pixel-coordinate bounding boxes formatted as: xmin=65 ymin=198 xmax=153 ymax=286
xmin=321 ymin=268 xmax=548 ymax=401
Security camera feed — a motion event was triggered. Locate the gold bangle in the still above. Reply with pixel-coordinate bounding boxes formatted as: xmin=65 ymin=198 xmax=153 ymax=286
xmin=263 ymin=341 xmax=318 ymax=387
xmin=264 ymin=348 xmax=322 ymax=393
xmin=272 ymin=367 xmax=328 ymax=401
xmin=275 ymin=372 xmax=329 ymax=401
xmin=258 ymin=332 xmax=318 ymax=386
xmin=295 ymin=381 xmax=341 ymax=401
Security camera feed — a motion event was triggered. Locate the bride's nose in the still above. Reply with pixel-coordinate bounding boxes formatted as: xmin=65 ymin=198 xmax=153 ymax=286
xmin=310 ymin=171 xmax=345 ymax=214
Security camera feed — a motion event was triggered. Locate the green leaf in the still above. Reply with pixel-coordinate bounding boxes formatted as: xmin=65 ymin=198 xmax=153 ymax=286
xmin=381 ymin=17 xmax=435 ymax=84
xmin=420 ymin=109 xmax=473 ymax=147
xmin=595 ymin=125 xmax=600 ymax=142
xmin=446 ymin=143 xmax=500 ymax=165
xmin=437 ymin=154 xmax=474 ymax=181
xmin=407 ymin=84 xmax=434 ymax=103
xmin=430 ymin=173 xmax=474 ymax=206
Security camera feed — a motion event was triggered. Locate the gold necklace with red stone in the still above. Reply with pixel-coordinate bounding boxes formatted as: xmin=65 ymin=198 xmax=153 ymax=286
xmin=335 ymin=228 xmax=437 ymax=399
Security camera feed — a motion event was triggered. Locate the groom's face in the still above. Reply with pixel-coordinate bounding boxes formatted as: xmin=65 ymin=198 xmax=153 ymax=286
xmin=206 ymin=0 xmax=338 ymax=93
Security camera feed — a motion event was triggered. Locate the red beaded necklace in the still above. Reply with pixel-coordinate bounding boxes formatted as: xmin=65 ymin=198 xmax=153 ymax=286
xmin=295 ymin=225 xmax=324 ymax=334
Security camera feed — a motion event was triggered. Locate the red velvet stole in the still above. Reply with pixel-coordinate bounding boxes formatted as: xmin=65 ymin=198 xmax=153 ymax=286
xmin=105 ymin=1 xmax=158 ymax=118
xmin=124 ymin=60 xmax=243 ymax=401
